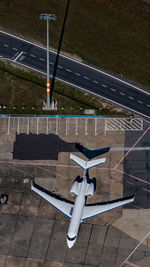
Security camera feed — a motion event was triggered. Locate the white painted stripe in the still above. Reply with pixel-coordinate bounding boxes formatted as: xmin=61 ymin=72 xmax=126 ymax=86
xmin=40 ymin=58 xmax=45 ymax=61
xmin=129 ymin=96 xmax=134 ymax=100
xmin=110 ymin=88 xmax=116 ymax=92
xmin=58 ymin=65 xmax=63 ymax=68
xmin=50 ymin=62 xmax=53 ymax=65
xmin=93 ymin=80 xmax=98 ymax=84
xmin=14 ymin=51 xmax=24 ymax=62
xmin=47 ymin=89 xmax=50 ymax=92
xmin=1 ymin=30 xmax=150 ymax=97
xmin=31 ymin=54 xmax=36 ymax=58
xmin=6 ymin=58 xmax=150 ymax=119
xmin=102 ymin=84 xmax=107 ymax=87
xmin=66 ymin=69 xmax=71 ymax=72
xmin=84 ymin=76 xmax=89 ymax=80
xmin=137 ymin=100 xmax=143 ymax=104
xmin=127 ymin=181 xmax=134 ymax=185
xmin=142 ymin=188 xmax=150 ymax=193
xmin=75 ymin=73 xmax=80 ymax=76
xmin=12 ymin=47 xmax=18 ymax=51
xmin=120 ymin=92 xmax=125 ymax=96
xmin=3 ymin=44 xmax=9 ymax=47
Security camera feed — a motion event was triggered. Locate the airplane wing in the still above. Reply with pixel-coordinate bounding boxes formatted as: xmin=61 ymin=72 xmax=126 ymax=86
xmin=31 ymin=181 xmax=74 ymax=220
xmin=82 ymin=195 xmax=135 ymax=222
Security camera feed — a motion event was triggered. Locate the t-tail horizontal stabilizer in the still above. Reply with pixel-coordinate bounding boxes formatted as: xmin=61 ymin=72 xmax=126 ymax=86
xmin=70 ymin=154 xmax=106 ymax=170
xmin=75 ymin=144 xmax=110 ymax=160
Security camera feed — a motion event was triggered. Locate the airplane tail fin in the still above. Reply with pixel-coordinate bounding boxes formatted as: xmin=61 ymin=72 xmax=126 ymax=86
xmin=75 ymin=144 xmax=110 ymax=160
xmin=70 ymin=154 xmax=106 ymax=170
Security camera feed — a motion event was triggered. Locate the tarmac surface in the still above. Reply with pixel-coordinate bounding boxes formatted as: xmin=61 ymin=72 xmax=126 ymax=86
xmin=0 ymin=116 xmax=150 ymax=267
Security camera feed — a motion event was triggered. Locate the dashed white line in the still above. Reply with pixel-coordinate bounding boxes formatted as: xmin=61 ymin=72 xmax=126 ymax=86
xmin=129 ymin=96 xmax=134 ymax=100
xmin=110 ymin=88 xmax=116 ymax=92
xmin=75 ymin=73 xmax=80 ymax=76
xmin=127 ymin=181 xmax=134 ymax=185
xmin=137 ymin=100 xmax=143 ymax=104
xmin=39 ymin=58 xmax=45 ymax=61
xmin=58 ymin=65 xmax=63 ymax=69
xmin=50 ymin=62 xmax=53 ymax=65
xmin=12 ymin=47 xmax=18 ymax=51
xmin=66 ymin=69 xmax=71 ymax=72
xmin=102 ymin=84 xmax=107 ymax=87
xmin=146 ymin=104 xmax=150 ymax=107
xmin=3 ymin=44 xmax=9 ymax=47
xmin=120 ymin=92 xmax=125 ymax=96
xmin=93 ymin=80 xmax=98 ymax=84
xmin=84 ymin=76 xmax=89 ymax=80
xmin=142 ymin=188 xmax=150 ymax=193
xmin=31 ymin=54 xmax=36 ymax=58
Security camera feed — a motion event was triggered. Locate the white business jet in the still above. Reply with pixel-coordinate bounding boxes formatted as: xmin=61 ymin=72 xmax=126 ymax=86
xmin=31 ymin=151 xmax=134 ymax=248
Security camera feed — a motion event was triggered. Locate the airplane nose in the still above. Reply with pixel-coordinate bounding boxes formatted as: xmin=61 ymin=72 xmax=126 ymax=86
xmin=67 ymin=239 xmax=74 ymax=249
xmin=67 ymin=235 xmax=76 ymax=248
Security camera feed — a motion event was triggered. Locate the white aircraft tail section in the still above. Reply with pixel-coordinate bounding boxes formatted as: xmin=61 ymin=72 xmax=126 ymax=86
xmin=70 ymin=154 xmax=106 ymax=170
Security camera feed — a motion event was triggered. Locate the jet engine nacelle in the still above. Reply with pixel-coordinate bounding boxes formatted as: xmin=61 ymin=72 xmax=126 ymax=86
xmin=70 ymin=181 xmax=81 ymax=196
xmin=85 ymin=183 xmax=94 ymax=198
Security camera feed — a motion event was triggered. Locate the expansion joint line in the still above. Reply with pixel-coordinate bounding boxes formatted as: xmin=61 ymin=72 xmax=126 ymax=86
xmin=114 ymin=168 xmax=150 ymax=185
xmin=113 ymin=126 xmax=150 ymax=170
xmin=119 ymin=230 xmax=150 ymax=267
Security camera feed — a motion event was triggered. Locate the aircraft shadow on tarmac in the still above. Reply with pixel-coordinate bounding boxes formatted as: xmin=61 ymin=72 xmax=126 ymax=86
xmin=13 ymin=133 xmax=78 ymax=160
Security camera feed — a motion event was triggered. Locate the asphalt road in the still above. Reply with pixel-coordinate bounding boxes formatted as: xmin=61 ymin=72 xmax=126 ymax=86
xmin=0 ymin=31 xmax=150 ymax=118
xmin=123 ymin=120 xmax=150 ymax=209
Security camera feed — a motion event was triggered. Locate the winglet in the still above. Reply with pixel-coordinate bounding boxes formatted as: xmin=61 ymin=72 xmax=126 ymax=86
xmin=70 ymin=154 xmax=106 ymax=170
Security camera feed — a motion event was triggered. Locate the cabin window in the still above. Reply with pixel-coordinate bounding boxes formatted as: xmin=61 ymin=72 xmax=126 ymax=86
xmin=67 ymin=235 xmax=76 ymax=241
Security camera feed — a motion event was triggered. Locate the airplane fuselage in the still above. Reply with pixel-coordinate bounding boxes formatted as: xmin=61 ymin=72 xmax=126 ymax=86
xmin=67 ymin=170 xmax=87 ymax=248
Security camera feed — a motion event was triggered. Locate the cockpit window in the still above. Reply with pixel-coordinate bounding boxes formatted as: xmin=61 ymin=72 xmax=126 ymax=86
xmin=67 ymin=235 xmax=76 ymax=241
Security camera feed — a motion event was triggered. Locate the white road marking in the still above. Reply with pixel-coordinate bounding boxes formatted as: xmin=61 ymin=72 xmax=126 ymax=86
xmin=84 ymin=76 xmax=89 ymax=80
xmin=17 ymin=117 xmax=20 ymax=134
xmin=12 ymin=47 xmax=18 ymax=51
xmin=50 ymin=62 xmax=53 ymax=65
xmin=39 ymin=58 xmax=45 ymax=61
xmin=110 ymin=88 xmax=116 ymax=92
xmin=142 ymin=188 xmax=150 ymax=193
xmin=58 ymin=65 xmax=63 ymax=68
xmin=146 ymin=104 xmax=150 ymax=107
xmin=85 ymin=117 xmax=88 ymax=135
xmin=120 ymin=92 xmax=125 ymax=96
xmin=14 ymin=51 xmax=24 ymax=62
xmin=7 ymin=116 xmax=10 ymax=135
xmin=27 ymin=117 xmax=30 ymax=135
xmin=3 ymin=44 xmax=9 ymax=47
xmin=75 ymin=73 xmax=80 ymax=76
xmin=31 ymin=54 xmax=36 ymax=58
xmin=66 ymin=69 xmax=71 ymax=72
xmin=1 ymin=30 xmax=150 ymax=97
xmin=127 ymin=181 xmax=134 ymax=185
xmin=94 ymin=117 xmax=98 ymax=135
xmin=102 ymin=84 xmax=107 ymax=87
xmin=93 ymin=80 xmax=98 ymax=83
xmin=75 ymin=117 xmax=78 ymax=135
xmin=137 ymin=100 xmax=143 ymax=104
xmin=46 ymin=117 xmax=49 ymax=135
xmin=5 ymin=56 xmax=150 ymax=119
xmin=129 ymin=96 xmax=134 ymax=100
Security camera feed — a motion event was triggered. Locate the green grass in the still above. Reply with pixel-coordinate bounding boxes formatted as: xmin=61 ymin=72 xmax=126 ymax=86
xmin=0 ymin=0 xmax=150 ymax=89
xmin=0 ymin=61 xmax=127 ymax=115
